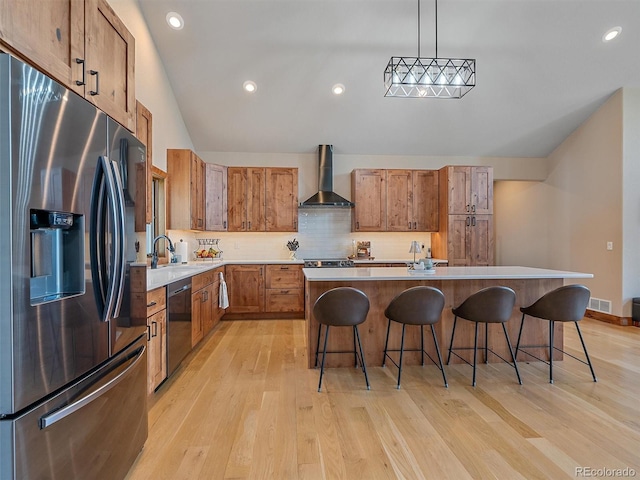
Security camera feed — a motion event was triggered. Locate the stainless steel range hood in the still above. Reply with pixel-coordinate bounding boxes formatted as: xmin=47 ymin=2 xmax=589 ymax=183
xmin=299 ymin=145 xmax=354 ymax=208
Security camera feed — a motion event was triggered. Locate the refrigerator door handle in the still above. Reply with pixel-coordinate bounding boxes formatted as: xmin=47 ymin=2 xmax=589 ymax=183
xmin=110 ymin=158 xmax=127 ymax=318
xmin=39 ymin=345 xmax=146 ymax=429
xmin=89 ymin=156 xmax=120 ymax=322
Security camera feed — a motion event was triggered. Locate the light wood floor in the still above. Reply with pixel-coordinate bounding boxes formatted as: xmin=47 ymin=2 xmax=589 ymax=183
xmin=126 ymin=318 xmax=640 ymax=479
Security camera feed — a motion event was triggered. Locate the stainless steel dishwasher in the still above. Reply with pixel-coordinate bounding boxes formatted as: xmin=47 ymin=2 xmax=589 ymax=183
xmin=167 ymin=277 xmax=192 ymax=376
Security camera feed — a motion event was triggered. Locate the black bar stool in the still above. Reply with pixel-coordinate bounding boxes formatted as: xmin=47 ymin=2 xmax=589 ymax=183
xmin=447 ymin=286 xmax=522 ymax=387
xmin=382 ymin=286 xmax=448 ymax=389
xmin=313 ymin=287 xmax=370 ymax=392
xmin=516 ymin=284 xmax=597 ymax=384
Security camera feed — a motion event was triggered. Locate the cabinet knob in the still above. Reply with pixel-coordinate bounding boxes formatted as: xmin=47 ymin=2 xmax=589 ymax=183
xmin=466 ymin=216 xmax=471 ymax=226
xmin=471 ymin=216 xmax=476 ymax=227
xmin=147 ymin=301 xmax=157 ymax=308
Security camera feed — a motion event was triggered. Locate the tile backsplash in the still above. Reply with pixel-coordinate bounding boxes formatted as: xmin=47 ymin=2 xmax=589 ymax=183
xmin=168 ymin=209 xmax=432 ymax=262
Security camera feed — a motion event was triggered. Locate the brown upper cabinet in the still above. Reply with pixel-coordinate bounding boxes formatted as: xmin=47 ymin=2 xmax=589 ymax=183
xmin=266 ymin=168 xmax=298 ymax=232
xmin=351 ymin=169 xmax=386 ymax=231
xmin=386 ymin=169 xmax=439 ymax=232
xmin=432 ymin=166 xmax=494 ymax=266
xmin=167 ymin=149 xmax=205 ymax=231
xmin=205 ymin=163 xmax=228 ymax=231
xmin=442 ymin=166 xmax=493 ymax=215
xmin=135 ymin=100 xmax=152 ymax=230
xmin=0 ymin=0 xmax=136 ymax=131
xmin=228 ymin=167 xmax=298 ymax=232
xmin=227 ymin=167 xmax=266 ymax=232
xmin=352 ymin=168 xmax=438 ymax=232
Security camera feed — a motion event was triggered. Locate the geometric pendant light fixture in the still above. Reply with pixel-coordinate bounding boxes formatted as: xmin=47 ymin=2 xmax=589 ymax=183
xmin=384 ymin=0 xmax=476 ymax=98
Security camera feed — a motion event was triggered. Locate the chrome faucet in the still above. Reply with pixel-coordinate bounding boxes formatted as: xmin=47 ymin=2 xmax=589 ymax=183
xmin=151 ymin=235 xmax=176 ymax=269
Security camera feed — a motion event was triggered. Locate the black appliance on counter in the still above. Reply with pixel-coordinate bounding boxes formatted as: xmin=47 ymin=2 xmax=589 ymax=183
xmin=304 ymin=258 xmax=355 ymax=268
xmin=0 ymin=53 xmax=148 ymax=479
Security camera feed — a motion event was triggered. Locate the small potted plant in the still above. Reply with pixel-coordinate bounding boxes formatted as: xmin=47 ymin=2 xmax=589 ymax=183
xmin=286 ymin=238 xmax=299 ymax=260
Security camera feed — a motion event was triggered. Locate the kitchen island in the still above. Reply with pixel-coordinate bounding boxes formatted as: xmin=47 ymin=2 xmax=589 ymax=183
xmin=304 ymin=266 xmax=593 ymax=368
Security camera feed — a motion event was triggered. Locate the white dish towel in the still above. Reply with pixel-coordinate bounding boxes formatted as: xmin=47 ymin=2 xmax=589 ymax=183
xmin=219 ymin=271 xmax=229 ymax=309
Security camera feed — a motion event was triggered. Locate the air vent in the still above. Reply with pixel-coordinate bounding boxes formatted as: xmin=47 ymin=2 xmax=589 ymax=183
xmin=589 ymin=297 xmax=612 ymax=314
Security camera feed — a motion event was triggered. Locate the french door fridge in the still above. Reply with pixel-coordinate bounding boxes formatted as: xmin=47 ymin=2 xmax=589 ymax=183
xmin=0 ymin=53 xmax=148 ymax=479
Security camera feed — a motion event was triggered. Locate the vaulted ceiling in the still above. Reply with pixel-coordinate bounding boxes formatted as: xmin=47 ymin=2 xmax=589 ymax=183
xmin=138 ymin=0 xmax=640 ymax=158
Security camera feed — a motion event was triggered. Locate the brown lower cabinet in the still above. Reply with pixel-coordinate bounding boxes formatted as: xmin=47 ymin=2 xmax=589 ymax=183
xmin=225 ymin=264 xmax=265 ymax=313
xmin=146 ymin=286 xmax=167 ymax=394
xmin=225 ymin=263 xmax=303 ymax=315
xmin=191 ymin=268 xmax=224 ymax=346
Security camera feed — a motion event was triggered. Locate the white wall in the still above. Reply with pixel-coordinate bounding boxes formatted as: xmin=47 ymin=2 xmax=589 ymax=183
xmin=622 ymin=88 xmax=640 ymax=316
xmin=545 ymin=91 xmax=624 ymax=315
xmin=493 ymin=181 xmax=550 ymax=268
xmin=109 ymin=0 xmax=193 ymax=170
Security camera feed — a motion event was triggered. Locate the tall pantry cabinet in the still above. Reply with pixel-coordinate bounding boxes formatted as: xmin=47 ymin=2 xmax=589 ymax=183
xmin=431 ymin=166 xmax=494 ymax=266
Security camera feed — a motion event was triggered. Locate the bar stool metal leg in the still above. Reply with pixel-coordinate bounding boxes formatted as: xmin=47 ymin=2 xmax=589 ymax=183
xmin=472 ymin=322 xmax=479 ymax=387
xmin=420 ymin=325 xmax=425 ymax=366
xmin=396 ymin=324 xmax=406 ymax=389
xmin=315 ymin=323 xmax=322 ymax=368
xmin=549 ymin=320 xmax=554 ymax=384
xmin=503 ymin=323 xmax=523 ymax=385
xmin=485 ymin=323 xmax=489 ymax=364
xmin=515 ymin=312 xmax=526 ymax=357
xmin=318 ymin=325 xmax=330 ymax=392
xmin=353 ymin=326 xmax=358 ymax=368
xmin=447 ymin=317 xmax=458 ymax=365
xmin=431 ymin=324 xmax=448 ymax=387
xmin=575 ymin=322 xmax=597 ymax=382
xmin=382 ymin=318 xmax=391 ymax=367
xmin=354 ymin=325 xmax=370 ymax=390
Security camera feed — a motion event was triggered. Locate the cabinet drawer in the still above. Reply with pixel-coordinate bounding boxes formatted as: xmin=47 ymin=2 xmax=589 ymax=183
xmin=265 ymin=289 xmax=304 ymax=313
xmin=265 ymin=264 xmax=303 ymax=289
xmin=147 ymin=287 xmax=166 ymax=317
xmin=192 ymin=269 xmax=217 ymax=291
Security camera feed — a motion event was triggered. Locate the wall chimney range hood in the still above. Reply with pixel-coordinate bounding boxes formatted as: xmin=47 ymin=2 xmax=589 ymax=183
xmin=300 ymin=145 xmax=354 ymax=208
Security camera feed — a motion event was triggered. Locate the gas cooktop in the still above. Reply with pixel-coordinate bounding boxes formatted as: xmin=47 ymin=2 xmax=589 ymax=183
xmin=303 ymin=258 xmax=355 ymax=268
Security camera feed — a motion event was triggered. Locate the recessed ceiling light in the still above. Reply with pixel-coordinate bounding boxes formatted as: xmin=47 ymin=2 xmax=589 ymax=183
xmin=332 ymin=84 xmax=345 ymax=95
xmin=166 ymin=12 xmax=184 ymax=30
xmin=603 ymin=26 xmax=622 ymax=42
xmin=243 ymin=81 xmax=257 ymax=93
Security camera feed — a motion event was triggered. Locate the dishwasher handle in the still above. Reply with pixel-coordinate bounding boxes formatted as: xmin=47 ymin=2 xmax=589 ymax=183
xmin=170 ymin=284 xmax=191 ymax=296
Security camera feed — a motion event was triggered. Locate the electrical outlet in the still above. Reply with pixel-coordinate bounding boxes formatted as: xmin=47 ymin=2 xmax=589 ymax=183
xmin=234 ymin=242 xmax=240 ymax=250
xmin=606 ymin=241 xmax=613 ymax=251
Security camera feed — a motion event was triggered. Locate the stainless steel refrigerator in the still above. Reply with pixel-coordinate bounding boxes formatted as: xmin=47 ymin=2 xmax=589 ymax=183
xmin=0 ymin=53 xmax=148 ymax=479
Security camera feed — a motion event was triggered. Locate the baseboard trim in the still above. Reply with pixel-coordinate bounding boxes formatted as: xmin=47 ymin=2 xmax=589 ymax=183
xmin=585 ymin=309 xmax=632 ymax=326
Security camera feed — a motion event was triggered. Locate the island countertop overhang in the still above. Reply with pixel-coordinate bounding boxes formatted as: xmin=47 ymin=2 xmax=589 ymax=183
xmin=303 ymin=266 xmax=594 ymax=282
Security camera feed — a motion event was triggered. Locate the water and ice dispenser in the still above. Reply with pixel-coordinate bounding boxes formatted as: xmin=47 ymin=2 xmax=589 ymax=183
xmin=30 ymin=209 xmax=85 ymax=305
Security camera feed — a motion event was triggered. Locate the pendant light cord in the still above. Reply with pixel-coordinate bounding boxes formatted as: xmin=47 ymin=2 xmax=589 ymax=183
xmin=418 ymin=0 xmax=439 ymax=58
xmin=417 ymin=0 xmax=421 ymax=58
xmin=435 ymin=0 xmax=438 ymax=58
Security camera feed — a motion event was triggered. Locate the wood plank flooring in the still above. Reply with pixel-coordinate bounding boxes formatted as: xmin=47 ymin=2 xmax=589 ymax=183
xmin=126 ymin=319 xmax=640 ymax=479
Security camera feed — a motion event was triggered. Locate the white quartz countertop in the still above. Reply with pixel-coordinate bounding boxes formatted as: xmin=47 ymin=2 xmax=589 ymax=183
xmin=146 ymin=259 xmax=304 ymax=291
xmin=303 ymin=266 xmax=594 ymax=282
